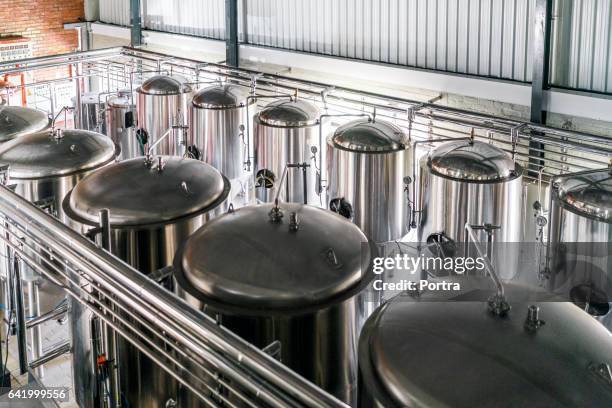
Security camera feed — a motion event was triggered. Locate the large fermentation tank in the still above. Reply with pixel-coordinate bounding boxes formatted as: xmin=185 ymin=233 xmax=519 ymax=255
xmin=64 ymin=156 xmax=230 ymax=408
xmin=0 ymin=106 xmax=49 ymax=143
xmin=546 ymin=168 xmax=612 ymax=312
xmin=106 ymin=92 xmax=137 ymax=160
xmin=253 ymin=98 xmax=322 ymax=205
xmin=174 ymin=203 xmax=376 ymax=405
xmin=358 ymin=279 xmax=612 ymax=407
xmin=418 ymin=140 xmax=523 ymax=279
xmin=327 ymin=118 xmax=411 ymax=243
xmin=75 ymin=92 xmax=106 ymax=133
xmin=189 ymin=84 xmax=253 ymax=179
xmin=0 ymin=128 xmax=116 ymax=224
xmin=136 ymin=75 xmax=192 ymax=156
xmin=0 ymin=127 xmax=116 ymax=381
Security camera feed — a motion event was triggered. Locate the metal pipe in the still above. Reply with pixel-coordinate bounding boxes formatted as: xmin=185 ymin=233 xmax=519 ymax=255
xmin=28 ymin=341 xmax=71 ymax=370
xmin=26 ymin=302 xmax=68 ymax=329
xmin=464 ymin=223 xmax=505 ymax=299
xmin=11 ymin=255 xmax=27 ymax=374
xmin=27 ymin=281 xmax=43 ymax=377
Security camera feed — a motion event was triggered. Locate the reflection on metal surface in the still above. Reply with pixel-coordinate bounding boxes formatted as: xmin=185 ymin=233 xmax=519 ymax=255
xmin=327 ymin=118 xmax=411 ymax=243
xmin=359 ymin=278 xmax=612 ymax=407
xmin=417 ymin=140 xmax=524 ymax=279
xmin=174 ymin=202 xmax=376 ymax=405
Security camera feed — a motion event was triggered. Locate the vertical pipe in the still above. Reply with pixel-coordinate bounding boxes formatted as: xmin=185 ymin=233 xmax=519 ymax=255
xmin=226 ymin=0 xmax=240 ymax=66
xmin=74 ymin=63 xmax=82 ymax=129
xmin=27 ymin=281 xmax=42 ymax=378
xmin=97 ymin=209 xmax=120 ymax=407
xmin=12 ymin=256 xmax=27 ymax=374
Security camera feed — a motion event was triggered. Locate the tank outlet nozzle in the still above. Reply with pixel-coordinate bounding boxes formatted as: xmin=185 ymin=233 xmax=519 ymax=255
xmin=524 ymin=305 xmax=545 ymax=332
xmin=156 ymin=156 xmax=165 ymax=172
xmin=268 ymin=200 xmax=284 ymax=223
xmin=289 ymin=212 xmax=300 ymax=231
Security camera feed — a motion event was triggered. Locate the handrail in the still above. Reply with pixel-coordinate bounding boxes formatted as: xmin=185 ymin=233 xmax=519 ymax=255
xmin=0 ymin=185 xmax=348 ymax=408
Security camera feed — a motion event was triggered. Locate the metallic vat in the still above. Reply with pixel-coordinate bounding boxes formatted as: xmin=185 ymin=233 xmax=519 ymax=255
xmin=173 ymin=202 xmax=376 ymax=406
xmin=358 ymin=278 xmax=612 ymax=407
xmin=64 ymin=156 xmax=230 ymax=408
xmin=417 ymin=140 xmax=523 ymax=279
xmin=0 ymin=127 xmax=117 ymax=226
xmin=327 ymin=118 xmax=411 ymax=243
xmin=0 ymin=127 xmax=116 ymax=381
xmin=75 ymin=92 xmax=106 ymax=133
xmin=136 ymin=75 xmax=192 ymax=156
xmin=0 ymin=106 xmax=49 ymax=143
xmin=106 ymin=92 xmax=137 ymax=160
xmin=253 ymin=98 xmax=322 ymax=205
xmin=189 ymin=83 xmax=253 ymax=179
xmin=546 ymin=168 xmax=612 ymax=313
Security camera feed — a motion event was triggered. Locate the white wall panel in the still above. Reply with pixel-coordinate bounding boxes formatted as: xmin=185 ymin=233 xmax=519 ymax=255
xmin=143 ymin=0 xmax=225 ymax=39
xmin=99 ymin=0 xmax=130 ymax=27
xmin=96 ymin=0 xmax=612 ymax=93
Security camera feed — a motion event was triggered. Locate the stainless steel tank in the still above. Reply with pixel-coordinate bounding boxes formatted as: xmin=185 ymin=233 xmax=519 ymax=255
xmin=0 ymin=106 xmax=49 ymax=143
xmin=106 ymin=92 xmax=138 ymax=160
xmin=0 ymin=127 xmax=116 ymax=383
xmin=75 ymin=92 xmax=106 ymax=133
xmin=546 ymin=168 xmax=612 ymax=315
xmin=327 ymin=118 xmax=411 ymax=243
xmin=417 ymin=140 xmax=524 ymax=279
xmin=64 ymin=156 xmax=230 ymax=408
xmin=358 ymin=278 xmax=612 ymax=407
xmin=189 ymin=84 xmax=253 ymax=179
xmin=173 ymin=202 xmax=376 ymax=405
xmin=253 ymin=98 xmax=322 ymax=205
xmin=136 ymin=75 xmax=192 ymax=156
xmin=0 ymin=128 xmax=117 ymax=225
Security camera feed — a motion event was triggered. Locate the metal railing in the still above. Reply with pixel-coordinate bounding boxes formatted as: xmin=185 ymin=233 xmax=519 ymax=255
xmin=0 ymin=184 xmax=346 ymax=408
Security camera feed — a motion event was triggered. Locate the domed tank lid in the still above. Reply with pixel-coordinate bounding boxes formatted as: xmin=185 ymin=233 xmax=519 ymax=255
xmin=175 ymin=203 xmax=372 ymax=312
xmin=331 ymin=119 xmax=408 ymax=153
xmin=428 ymin=140 xmax=521 ymax=182
xmin=106 ymin=91 xmax=135 ymax=108
xmin=137 ymin=75 xmax=192 ymax=95
xmin=360 ymin=280 xmax=612 ymax=407
xmin=66 ymin=156 xmax=229 ymax=227
xmin=257 ymin=98 xmax=320 ymax=127
xmin=0 ymin=128 xmax=116 ymax=179
xmin=0 ymin=106 xmax=49 ymax=142
xmin=192 ymin=84 xmax=252 ymax=109
xmin=554 ymin=169 xmax=612 ymax=223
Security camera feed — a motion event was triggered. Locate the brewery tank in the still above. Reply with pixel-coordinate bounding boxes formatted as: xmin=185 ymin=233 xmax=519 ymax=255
xmin=136 ymin=75 xmax=192 ymax=156
xmin=106 ymin=91 xmax=137 ymax=160
xmin=418 ymin=139 xmax=523 ymax=279
xmin=189 ymin=83 xmax=253 ymax=179
xmin=74 ymin=92 xmax=106 ymax=133
xmin=327 ymin=118 xmax=411 ymax=243
xmin=546 ymin=168 xmax=612 ymax=316
xmin=253 ymin=98 xmax=322 ymax=205
xmin=0 ymin=127 xmax=117 ymax=381
xmin=63 ymin=155 xmax=230 ymax=408
xmin=0 ymin=106 xmax=49 ymax=143
xmin=358 ymin=278 xmax=612 ymax=407
xmin=173 ymin=202 xmax=376 ymax=406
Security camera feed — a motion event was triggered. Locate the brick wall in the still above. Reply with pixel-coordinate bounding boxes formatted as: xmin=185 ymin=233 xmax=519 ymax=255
xmin=0 ymin=0 xmax=84 ymax=80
